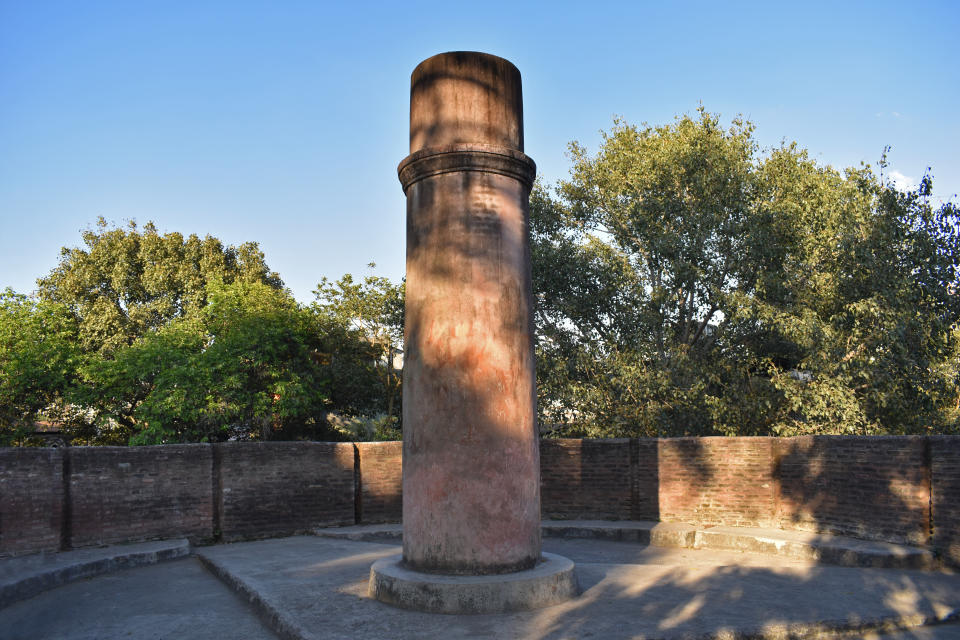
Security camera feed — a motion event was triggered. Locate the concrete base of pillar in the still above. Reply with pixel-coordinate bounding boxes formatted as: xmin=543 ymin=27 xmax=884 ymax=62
xmin=368 ymin=553 xmax=577 ymax=614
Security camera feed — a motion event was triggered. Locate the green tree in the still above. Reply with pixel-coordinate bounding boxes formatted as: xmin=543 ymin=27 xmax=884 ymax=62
xmin=37 ymin=218 xmax=283 ymax=356
xmin=3 ymin=221 xmax=406 ymax=445
xmin=83 ymin=280 xmax=372 ymax=444
xmin=0 ymin=290 xmax=81 ymax=445
xmin=768 ymin=159 xmax=960 ymax=434
xmin=533 ymin=109 xmax=960 ymax=436
xmin=313 ymin=265 xmax=405 ymax=429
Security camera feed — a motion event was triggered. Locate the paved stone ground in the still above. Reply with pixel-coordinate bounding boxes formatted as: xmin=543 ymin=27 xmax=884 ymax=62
xmin=0 ymin=557 xmax=276 ymax=640
xmin=0 ymin=539 xmax=190 ymax=609
xmin=2 ymin=534 xmax=959 ymax=640
xmin=195 ymin=536 xmax=960 ymax=640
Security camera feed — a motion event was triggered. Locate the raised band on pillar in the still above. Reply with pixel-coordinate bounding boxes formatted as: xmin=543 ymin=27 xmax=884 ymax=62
xmin=368 ymin=51 xmax=577 ymax=613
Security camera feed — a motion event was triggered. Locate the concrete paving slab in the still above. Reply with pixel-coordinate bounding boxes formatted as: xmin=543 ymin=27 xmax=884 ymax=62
xmin=0 ymin=556 xmax=277 ymax=640
xmin=198 ymin=535 xmax=960 ymax=640
xmin=0 ymin=538 xmax=190 ymax=609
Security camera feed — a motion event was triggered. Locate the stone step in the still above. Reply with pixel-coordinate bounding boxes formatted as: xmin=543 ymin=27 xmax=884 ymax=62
xmin=692 ymin=526 xmax=935 ymax=570
xmin=545 ymin=521 xmax=936 ymax=569
xmin=315 ymin=521 xmax=935 ymax=570
xmin=541 ymin=520 xmax=697 ymax=548
xmin=314 ymin=523 xmax=402 ymax=542
xmin=0 ymin=538 xmax=191 ymax=609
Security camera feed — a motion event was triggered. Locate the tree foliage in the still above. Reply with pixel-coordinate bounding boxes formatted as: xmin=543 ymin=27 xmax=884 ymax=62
xmin=533 ymin=108 xmax=960 ymax=437
xmin=4 ymin=110 xmax=959 ymax=445
xmin=37 ymin=218 xmax=283 ymax=356
xmin=80 ymin=281 xmax=364 ymax=444
xmin=313 ymin=266 xmax=404 ymax=430
xmin=5 ymin=221 xmax=398 ymax=445
xmin=0 ymin=290 xmax=80 ymax=445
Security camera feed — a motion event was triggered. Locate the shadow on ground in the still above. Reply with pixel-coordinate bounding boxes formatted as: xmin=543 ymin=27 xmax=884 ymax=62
xmin=194 ymin=536 xmax=959 ymax=640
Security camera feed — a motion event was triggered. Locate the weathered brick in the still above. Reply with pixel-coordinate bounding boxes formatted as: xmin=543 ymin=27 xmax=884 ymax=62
xmin=931 ymin=436 xmax=960 ymax=566
xmin=540 ymin=439 xmax=633 ymax=520
xmin=216 ymin=442 xmax=354 ymax=541
xmin=1 ymin=435 xmax=957 ymax=562
xmin=0 ymin=448 xmax=63 ymax=556
xmin=658 ymin=437 xmax=777 ymax=528
xmin=775 ymin=436 xmax=929 ymax=545
xmin=68 ymin=445 xmax=213 ymax=547
xmin=356 ymin=441 xmax=402 ymax=524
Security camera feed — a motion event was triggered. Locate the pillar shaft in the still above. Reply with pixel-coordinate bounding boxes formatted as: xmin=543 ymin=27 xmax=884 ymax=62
xmin=399 ymin=52 xmax=540 ymax=575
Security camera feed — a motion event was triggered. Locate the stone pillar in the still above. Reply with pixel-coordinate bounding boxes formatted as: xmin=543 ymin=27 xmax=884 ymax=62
xmin=398 ymin=51 xmax=540 ymax=575
xmin=371 ymin=54 xmax=573 ymax=612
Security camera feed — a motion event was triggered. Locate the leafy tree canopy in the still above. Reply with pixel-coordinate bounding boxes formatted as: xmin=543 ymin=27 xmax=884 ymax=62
xmin=37 ymin=217 xmax=283 ymax=356
xmin=5 ymin=109 xmax=959 ymax=445
xmin=313 ymin=265 xmax=405 ymax=429
xmin=0 ymin=290 xmax=80 ymax=444
xmin=533 ymin=108 xmax=960 ymax=437
xmin=80 ymin=280 xmax=380 ymax=444
xmin=9 ymin=221 xmax=398 ymax=445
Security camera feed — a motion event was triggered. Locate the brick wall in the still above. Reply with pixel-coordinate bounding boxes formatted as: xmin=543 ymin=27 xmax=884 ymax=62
xmin=0 ymin=448 xmax=63 ymax=556
xmin=216 ymin=442 xmax=354 ymax=541
xmin=356 ymin=441 xmax=402 ymax=524
xmin=2 ymin=437 xmax=959 ymax=563
xmin=658 ymin=437 xmax=777 ymax=528
xmin=931 ymin=437 xmax=960 ymax=565
xmin=775 ymin=436 xmax=929 ymax=545
xmin=540 ymin=439 xmax=634 ymax=520
xmin=633 ymin=438 xmax=659 ymax=520
xmin=351 ymin=438 xmax=657 ymax=523
xmin=69 ymin=445 xmax=214 ymax=547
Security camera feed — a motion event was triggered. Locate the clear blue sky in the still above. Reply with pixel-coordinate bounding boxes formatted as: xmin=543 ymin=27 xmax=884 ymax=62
xmin=2 ymin=0 xmax=957 ymax=302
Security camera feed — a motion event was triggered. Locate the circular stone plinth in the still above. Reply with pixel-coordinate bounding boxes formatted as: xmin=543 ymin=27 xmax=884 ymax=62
xmin=368 ymin=553 xmax=577 ymax=614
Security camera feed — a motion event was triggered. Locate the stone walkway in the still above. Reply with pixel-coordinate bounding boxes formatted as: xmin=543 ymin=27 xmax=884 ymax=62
xmin=0 ymin=556 xmax=275 ymax=640
xmin=0 ymin=538 xmax=190 ymax=609
xmin=1 ymin=524 xmax=958 ymax=639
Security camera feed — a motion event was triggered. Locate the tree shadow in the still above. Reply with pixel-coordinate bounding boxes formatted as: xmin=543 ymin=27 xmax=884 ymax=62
xmin=297 ymin=538 xmax=960 ymax=639
xmin=408 ymin=52 xmax=523 ymax=153
xmin=516 ymin=554 xmax=959 ymax=640
xmin=774 ymin=436 xmax=930 ymax=546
